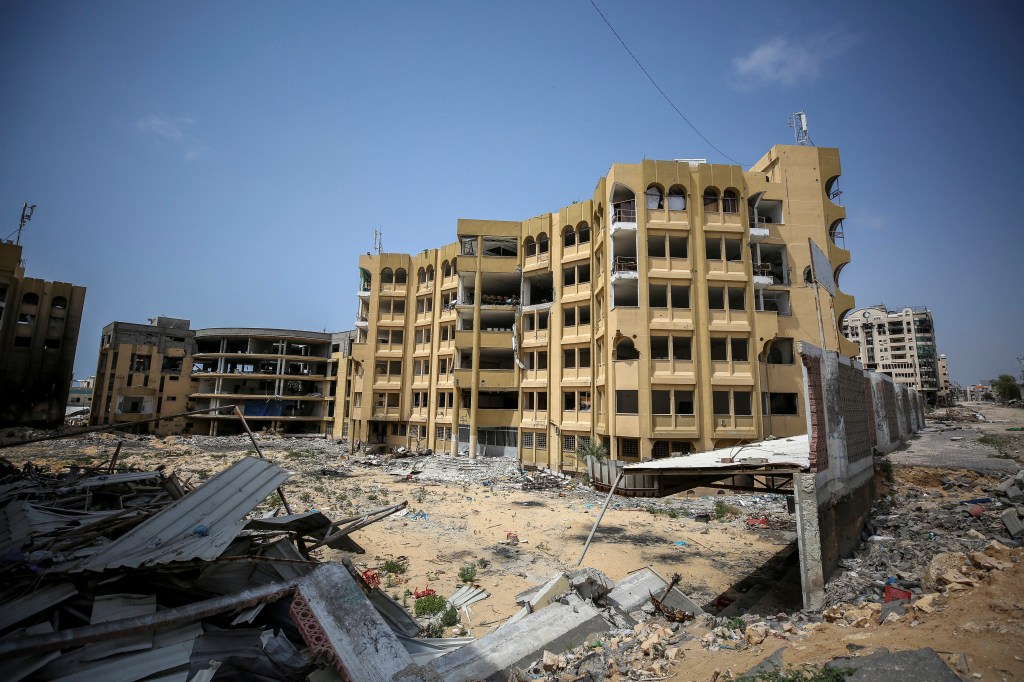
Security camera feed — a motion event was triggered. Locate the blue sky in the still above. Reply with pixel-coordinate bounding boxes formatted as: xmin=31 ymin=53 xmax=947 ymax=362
xmin=1 ymin=1 xmax=1021 ymax=386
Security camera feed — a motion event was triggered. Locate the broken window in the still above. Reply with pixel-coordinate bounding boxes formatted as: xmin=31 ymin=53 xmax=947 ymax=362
xmin=672 ymin=336 xmax=691 ymax=360
xmin=615 ymin=338 xmax=640 ymax=360
xmin=705 ymin=237 xmax=722 ymax=260
xmin=524 ymin=236 xmax=536 ymax=257
xmin=461 ymin=237 xmax=477 ymax=256
xmin=728 ymin=288 xmax=745 ymax=311
xmin=703 ymin=188 xmax=720 ymax=213
xmin=130 ymin=354 xmax=151 ymax=373
xmin=708 ymin=287 xmax=725 ymax=310
xmin=615 ymin=390 xmax=639 ymax=414
xmin=767 ymin=338 xmax=795 ymax=364
xmin=674 ymin=390 xmax=694 ymax=415
xmin=648 ymin=235 xmax=666 ymax=258
xmin=652 ymin=390 xmax=671 ymax=414
xmin=650 ymin=336 xmax=669 ymax=360
xmin=668 ymin=236 xmax=687 ymax=259
xmin=481 ymin=237 xmax=517 ymax=257
xmin=764 ymin=392 xmax=799 ymax=415
xmin=667 ymin=186 xmax=686 ymax=211
xmin=649 ymin=283 xmax=668 ymax=307
xmin=537 ymin=233 xmax=549 ymax=254
xmin=563 ymin=227 xmax=576 ymax=248
xmin=646 ymin=185 xmax=664 ymax=210
xmin=670 ymin=285 xmax=689 ymax=309
xmin=578 ymin=224 xmax=590 ymax=244
xmin=563 ymin=348 xmax=576 ymax=369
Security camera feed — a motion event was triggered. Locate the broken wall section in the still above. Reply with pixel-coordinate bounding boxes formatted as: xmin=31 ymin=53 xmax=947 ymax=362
xmin=795 ymin=343 xmax=923 ymax=610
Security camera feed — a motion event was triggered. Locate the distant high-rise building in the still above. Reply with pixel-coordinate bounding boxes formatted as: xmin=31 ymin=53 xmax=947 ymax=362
xmin=841 ymin=305 xmax=942 ymax=405
xmin=0 ymin=242 xmax=86 ymax=426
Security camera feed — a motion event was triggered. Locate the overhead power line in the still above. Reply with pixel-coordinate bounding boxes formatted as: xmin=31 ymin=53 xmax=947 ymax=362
xmin=587 ymin=0 xmax=748 ymax=167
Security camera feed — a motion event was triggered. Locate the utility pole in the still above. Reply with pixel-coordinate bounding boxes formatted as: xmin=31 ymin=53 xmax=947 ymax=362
xmin=16 ymin=202 xmax=36 ymax=245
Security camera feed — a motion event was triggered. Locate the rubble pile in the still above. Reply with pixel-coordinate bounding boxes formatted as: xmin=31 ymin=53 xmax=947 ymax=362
xmin=824 ymin=468 xmax=1023 ymax=607
xmin=521 ymin=467 xmax=574 ymax=492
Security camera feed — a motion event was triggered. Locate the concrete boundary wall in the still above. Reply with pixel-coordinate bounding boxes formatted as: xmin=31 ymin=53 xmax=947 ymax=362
xmin=795 ymin=343 xmax=922 ymax=609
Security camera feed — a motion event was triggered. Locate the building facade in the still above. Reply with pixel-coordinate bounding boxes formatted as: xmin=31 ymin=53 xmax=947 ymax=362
xmin=91 ymin=319 xmax=355 ymax=436
xmin=0 ymin=242 xmax=86 ymax=426
xmin=840 ymin=305 xmax=941 ymax=405
xmin=345 ymin=145 xmax=856 ymax=467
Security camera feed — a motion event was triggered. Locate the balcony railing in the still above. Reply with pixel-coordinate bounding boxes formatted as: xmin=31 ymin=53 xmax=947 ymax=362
xmin=612 ymin=256 xmax=638 ymax=273
xmin=611 ymin=202 xmax=637 ymax=225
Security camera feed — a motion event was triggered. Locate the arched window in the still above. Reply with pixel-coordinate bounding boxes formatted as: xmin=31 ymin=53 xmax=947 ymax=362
xmin=22 ymin=292 xmax=39 ymax=306
xmin=611 ymin=184 xmax=636 ymax=224
xmin=395 ymin=268 xmax=407 ymax=284
xmin=645 ymin=185 xmax=664 ymax=210
xmin=380 ymin=268 xmax=394 ymax=285
xmin=615 ymin=338 xmax=640 ymax=360
xmin=451 ymin=258 xmax=458 ymax=274
xmin=703 ymin=188 xmax=720 ymax=213
xmin=426 ymin=265 xmax=434 ymax=281
xmin=537 ymin=232 xmax=549 ymax=254
xmin=417 ymin=267 xmax=426 ymax=285
xmin=442 ymin=260 xmax=452 ymax=278
xmin=668 ymin=186 xmax=686 ymax=211
xmin=563 ymin=226 xmax=576 ymax=248
xmin=723 ymin=189 xmax=740 ymax=214
xmin=524 ymin=236 xmax=536 ymax=257
xmin=51 ymin=296 xmax=68 ymax=310
xmin=577 ymin=222 xmax=590 ymax=244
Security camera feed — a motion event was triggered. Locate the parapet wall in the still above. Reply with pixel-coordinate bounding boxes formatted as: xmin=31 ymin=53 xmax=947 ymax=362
xmin=794 ymin=342 xmax=923 ymax=609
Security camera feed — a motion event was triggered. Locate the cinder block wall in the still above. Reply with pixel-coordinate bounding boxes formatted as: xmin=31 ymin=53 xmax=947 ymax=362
xmin=795 ymin=342 xmax=922 ymax=609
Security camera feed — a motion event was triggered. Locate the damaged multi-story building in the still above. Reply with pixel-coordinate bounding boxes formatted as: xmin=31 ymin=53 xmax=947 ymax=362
xmin=91 ymin=317 xmax=356 ymax=436
xmin=841 ymin=305 xmax=942 ymax=405
xmin=346 ymin=145 xmax=857 ymax=465
xmin=0 ymin=241 xmax=86 ymax=426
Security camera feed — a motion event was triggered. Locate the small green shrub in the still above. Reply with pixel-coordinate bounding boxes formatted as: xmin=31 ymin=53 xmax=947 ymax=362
xmin=876 ymin=458 xmax=894 ymax=483
xmin=382 ymin=557 xmax=408 ymax=574
xmin=414 ymin=594 xmax=449 ymax=617
xmin=724 ymin=616 xmax=746 ymax=632
xmin=458 ymin=564 xmax=478 ymax=583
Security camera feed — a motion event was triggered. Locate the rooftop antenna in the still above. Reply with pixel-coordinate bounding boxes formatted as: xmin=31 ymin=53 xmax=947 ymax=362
xmin=788 ymin=111 xmax=813 ymax=146
xmin=373 ymin=228 xmax=383 ymax=255
xmin=16 ymin=202 xmax=36 ymax=245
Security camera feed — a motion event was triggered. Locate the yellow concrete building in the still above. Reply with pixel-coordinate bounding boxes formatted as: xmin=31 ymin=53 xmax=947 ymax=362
xmin=91 ymin=317 xmax=356 ymax=436
xmin=343 ymin=145 xmax=856 ymax=467
xmin=0 ymin=242 xmax=87 ymax=426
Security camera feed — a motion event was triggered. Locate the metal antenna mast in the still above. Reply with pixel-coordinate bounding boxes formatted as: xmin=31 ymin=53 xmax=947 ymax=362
xmin=16 ymin=202 xmax=36 ymax=245
xmin=788 ymin=111 xmax=813 ymax=146
xmin=373 ymin=228 xmax=382 ymax=255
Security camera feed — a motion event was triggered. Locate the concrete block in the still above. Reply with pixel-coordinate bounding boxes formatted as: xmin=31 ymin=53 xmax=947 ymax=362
xmin=1006 ymin=485 xmax=1024 ymax=504
xmin=568 ymin=567 xmax=615 ymax=602
xmin=1001 ymin=508 xmax=1024 ymax=539
xmin=606 ymin=567 xmax=704 ymax=624
xmin=527 ymin=572 xmax=569 ymax=612
xmin=429 ymin=601 xmax=608 ymax=681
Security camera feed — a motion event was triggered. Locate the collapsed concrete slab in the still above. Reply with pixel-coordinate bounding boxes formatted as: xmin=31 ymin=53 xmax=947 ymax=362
xmin=606 ymin=567 xmax=705 ymax=624
xmin=429 ymin=601 xmax=607 ymax=681
xmin=824 ymin=647 xmax=959 ymax=681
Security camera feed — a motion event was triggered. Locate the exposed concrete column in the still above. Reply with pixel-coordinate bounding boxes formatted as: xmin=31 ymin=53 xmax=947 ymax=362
xmin=690 ymin=165 xmax=714 ymax=451
xmin=469 ymin=266 xmax=482 ymax=459
xmin=793 ymin=472 xmax=825 ymax=610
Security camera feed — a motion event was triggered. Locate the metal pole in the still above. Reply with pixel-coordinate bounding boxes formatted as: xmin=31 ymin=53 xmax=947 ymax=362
xmin=107 ymin=441 xmax=124 ymax=474
xmin=0 ymin=405 xmax=238 ymax=449
xmin=575 ymin=469 xmax=624 ymax=567
xmin=233 ymin=405 xmax=292 ymax=514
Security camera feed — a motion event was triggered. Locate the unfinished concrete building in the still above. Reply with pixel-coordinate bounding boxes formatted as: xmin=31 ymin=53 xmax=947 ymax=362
xmin=0 ymin=242 xmax=86 ymax=426
xmin=841 ymin=305 xmax=942 ymax=405
xmin=91 ymin=317 xmax=197 ymax=435
xmin=91 ymin=319 xmax=356 ymax=436
xmin=345 ymin=145 xmax=857 ymax=466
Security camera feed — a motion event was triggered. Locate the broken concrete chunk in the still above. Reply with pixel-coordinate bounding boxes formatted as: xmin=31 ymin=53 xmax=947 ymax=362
xmin=744 ymin=622 xmax=770 ymax=645
xmin=568 ymin=567 xmax=615 ymax=603
xmin=1002 ymin=508 xmax=1024 ymax=539
xmin=1006 ymin=485 xmax=1024 ymax=503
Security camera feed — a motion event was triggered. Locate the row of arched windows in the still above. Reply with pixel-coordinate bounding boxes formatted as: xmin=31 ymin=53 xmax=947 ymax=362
xmin=16 ymin=292 xmax=67 ymax=309
xmin=381 ymin=260 xmax=458 ymax=289
xmin=631 ymin=184 xmax=743 ymax=214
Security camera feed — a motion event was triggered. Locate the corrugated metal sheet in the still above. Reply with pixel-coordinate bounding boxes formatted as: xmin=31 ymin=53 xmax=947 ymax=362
xmin=79 ymin=593 xmax=156 ymax=661
xmin=80 ymin=457 xmax=289 ymax=572
xmin=38 ymin=623 xmax=201 ymax=682
xmin=56 ymin=470 xmax=164 ymax=491
xmin=0 ymin=582 xmax=78 ymax=631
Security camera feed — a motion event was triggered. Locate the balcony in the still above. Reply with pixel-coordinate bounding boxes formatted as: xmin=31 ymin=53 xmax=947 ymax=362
xmin=610 ymin=202 xmax=637 ymax=230
xmin=611 ymin=257 xmax=638 ymax=280
xmin=753 ymin=263 xmax=773 ymax=289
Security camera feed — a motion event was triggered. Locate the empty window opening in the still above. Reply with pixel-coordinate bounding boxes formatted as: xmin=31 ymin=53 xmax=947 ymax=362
xmin=668 ymin=236 xmax=687 ymax=259
xmin=648 ymin=235 xmax=666 ymax=258
xmin=51 ymin=296 xmax=68 ymax=310
xmin=703 ymin=188 xmax=720 ymax=213
xmin=722 ymin=189 xmax=740 ymax=213
xmin=728 ymin=288 xmax=746 ymax=311
xmin=764 ymin=392 xmax=799 ymax=415
xmin=461 ymin=237 xmax=477 ymax=255
xmin=767 ymin=338 xmax=795 ymax=364
xmin=481 ymin=237 xmax=517 ymax=257
xmin=731 ymin=338 xmax=749 ymax=362
xmin=650 ymin=336 xmax=669 ymax=360
xmin=708 ymin=287 xmax=725 ymax=310
xmin=649 ymin=283 xmax=668 ymax=307
xmin=672 ymin=336 xmax=691 ymax=360
xmin=616 ymin=390 xmax=639 ymax=414
xmin=615 ymin=338 xmax=640 ymax=360
xmin=670 ymin=285 xmax=689 ymax=309
xmin=725 ymin=239 xmax=743 ymax=261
